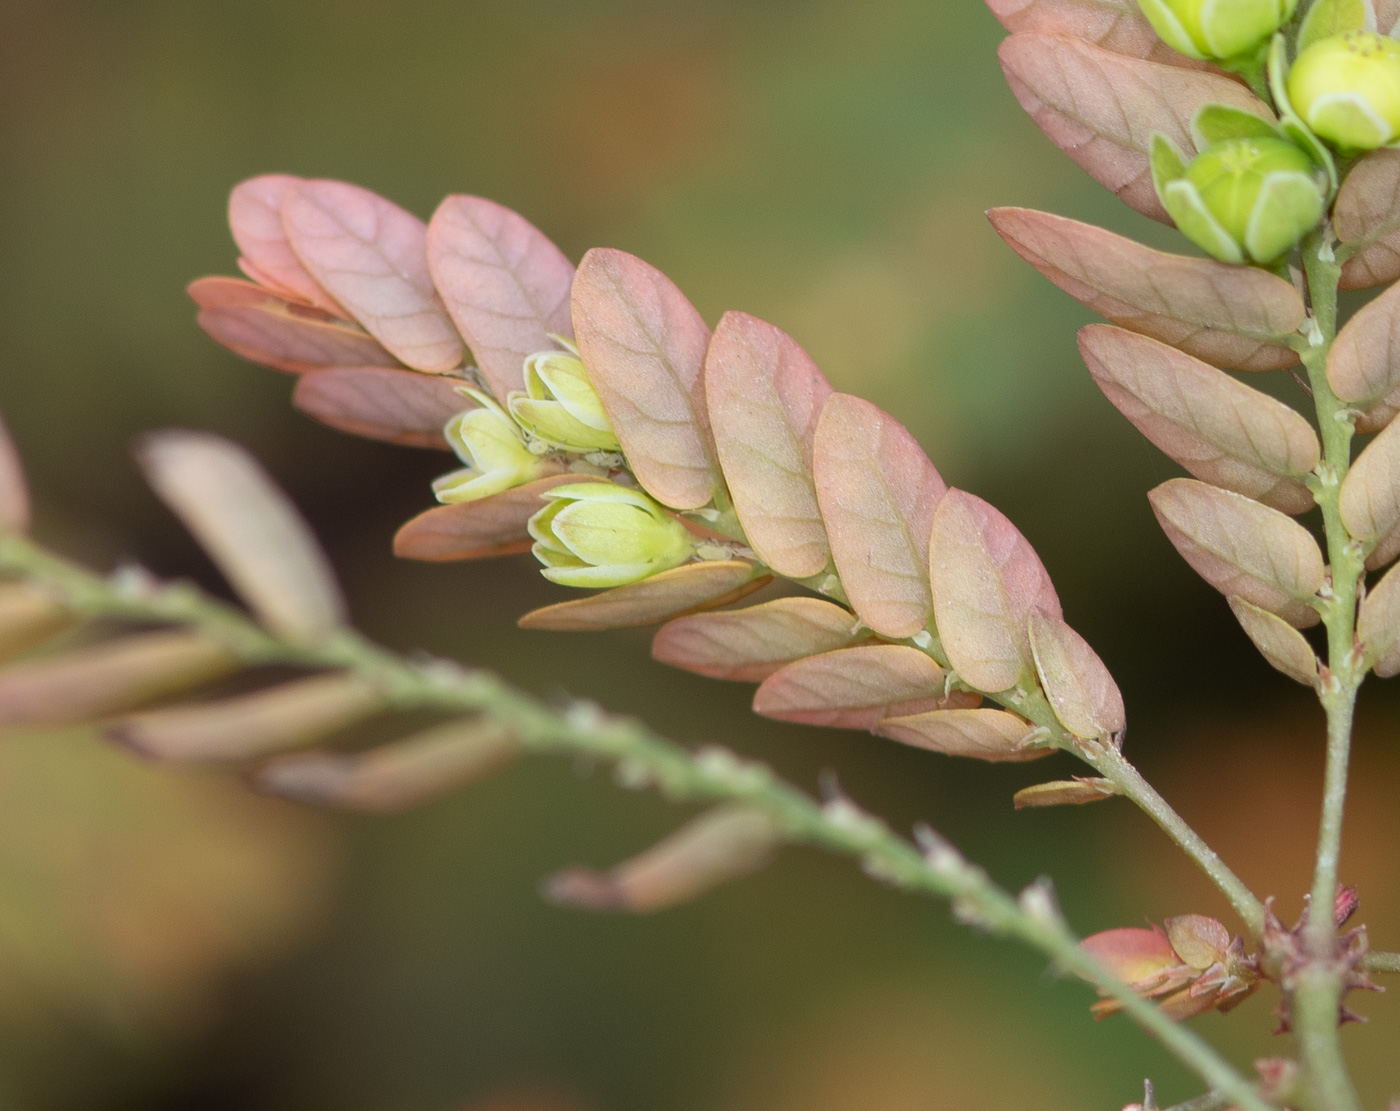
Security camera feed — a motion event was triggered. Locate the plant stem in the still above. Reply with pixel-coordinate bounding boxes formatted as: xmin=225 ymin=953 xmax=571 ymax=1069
xmin=1364 ymin=951 xmax=1400 ymax=973
xmin=1293 ymin=229 xmax=1364 ymax=1111
xmin=0 ymin=530 xmax=1274 ymax=1111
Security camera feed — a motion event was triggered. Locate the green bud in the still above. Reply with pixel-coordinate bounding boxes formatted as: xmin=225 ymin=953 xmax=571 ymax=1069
xmin=1136 ymin=0 xmax=1296 ymax=61
xmin=433 ymin=389 xmax=555 ymax=504
xmin=1152 ymin=135 xmax=1325 ymax=264
xmin=1289 ymin=31 xmax=1400 ymax=150
xmin=508 ymin=351 xmax=621 ymax=452
xmin=528 ymin=482 xmax=694 ymax=588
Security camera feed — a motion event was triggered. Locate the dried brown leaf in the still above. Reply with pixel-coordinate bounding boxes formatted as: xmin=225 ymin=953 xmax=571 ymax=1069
xmin=1335 ymin=148 xmax=1400 ymax=289
xmin=228 ymin=175 xmax=345 ymax=315
xmin=1341 ymin=415 xmax=1400 ymax=543
xmin=293 ymin=366 xmax=469 ymax=449
xmin=651 ymin=597 xmax=868 ymax=682
xmin=998 ymin=34 xmax=1272 ymax=221
xmin=545 ymin=805 xmax=780 ymax=914
xmin=1013 ymin=777 xmax=1119 ymax=809
xmin=1227 ymin=595 xmax=1319 ymax=685
xmin=282 ymin=180 xmax=463 ymax=372
xmin=1028 ymin=610 xmax=1125 ymax=740
xmin=1328 ymin=279 xmax=1400 ymax=405
xmin=254 ymin=718 xmax=521 ymax=813
xmin=1359 ymin=559 xmax=1400 ymax=675
xmin=392 ymin=473 xmax=588 ymax=562
xmin=1079 ymin=325 xmax=1317 ymax=513
xmin=0 ymin=412 xmax=31 ymax=534
xmin=752 ymin=644 xmax=958 ymax=729
xmin=518 ymin=561 xmax=769 ymax=632
xmin=189 ymin=276 xmax=400 ymax=373
xmin=427 ymin=196 xmax=575 ymax=400
xmin=874 ymin=708 xmax=1049 ymax=762
xmin=705 ymin=312 xmax=833 ymax=577
xmin=929 ymin=489 xmax=1062 ymax=693
xmin=0 ymin=632 xmax=239 ymax=728
xmin=1148 ymin=478 xmax=1324 ymax=627
xmin=991 ymin=209 xmax=1303 ymax=371
xmin=571 ymin=248 xmax=718 ymax=509
xmin=813 ymin=394 xmax=947 ymax=638
xmin=138 ymin=431 xmax=347 ymax=642
xmin=111 ymin=673 xmax=387 ymax=764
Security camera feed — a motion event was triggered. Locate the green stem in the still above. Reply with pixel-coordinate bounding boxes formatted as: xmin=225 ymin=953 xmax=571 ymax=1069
xmin=1364 ymin=951 xmax=1400 ymax=974
xmin=0 ymin=530 xmax=1273 ymax=1111
xmin=1293 ymin=229 xmax=1363 ymax=1111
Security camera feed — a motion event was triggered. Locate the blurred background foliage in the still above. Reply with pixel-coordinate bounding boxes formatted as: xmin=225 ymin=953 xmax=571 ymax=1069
xmin=0 ymin=0 xmax=1397 ymax=1108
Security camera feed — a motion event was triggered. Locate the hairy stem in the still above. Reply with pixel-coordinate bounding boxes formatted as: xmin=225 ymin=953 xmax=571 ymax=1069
xmin=0 ymin=530 xmax=1274 ymax=1111
xmin=1295 ymin=229 xmax=1363 ymax=1111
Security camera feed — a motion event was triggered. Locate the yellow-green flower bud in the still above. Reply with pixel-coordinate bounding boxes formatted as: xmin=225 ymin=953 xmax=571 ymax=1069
xmin=1152 ymin=135 xmax=1325 ymax=264
xmin=1289 ymin=31 xmax=1400 ymax=150
xmin=529 ymin=482 xmax=694 ymax=588
xmin=433 ymin=390 xmax=555 ymax=504
xmin=1136 ymin=0 xmax=1296 ymax=61
xmin=508 ymin=351 xmax=621 ymax=453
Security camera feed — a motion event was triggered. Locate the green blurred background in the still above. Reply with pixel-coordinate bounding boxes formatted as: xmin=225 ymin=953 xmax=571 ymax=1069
xmin=0 ymin=1 xmax=1397 ymax=1108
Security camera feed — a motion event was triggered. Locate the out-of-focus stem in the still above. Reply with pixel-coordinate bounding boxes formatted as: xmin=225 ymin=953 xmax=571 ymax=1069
xmin=0 ymin=530 xmax=1274 ymax=1111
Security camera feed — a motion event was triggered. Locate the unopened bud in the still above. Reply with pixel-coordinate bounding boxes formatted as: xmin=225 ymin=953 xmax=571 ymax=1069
xmin=0 ymin=584 xmax=72 ymax=664
xmin=1290 ymin=31 xmax=1400 ymax=150
xmin=529 ymin=482 xmax=693 ymax=588
xmin=0 ymin=631 xmax=239 ymax=727
xmin=544 ymin=805 xmax=782 ymax=913
xmin=254 ymin=717 xmax=521 ymax=811
xmin=1152 ymin=135 xmax=1325 ymax=264
xmin=1137 ymin=0 xmax=1296 ymax=61
xmin=110 ymin=671 xmax=387 ymax=763
xmin=509 ymin=351 xmax=621 ymax=453
xmin=434 ymin=390 xmax=559 ymax=504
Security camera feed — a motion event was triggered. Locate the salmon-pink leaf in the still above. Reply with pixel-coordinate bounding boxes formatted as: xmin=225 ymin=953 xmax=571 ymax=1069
xmin=998 ymin=34 xmax=1273 ymax=221
xmin=1341 ymin=415 xmax=1400 ymax=543
xmin=1335 ymin=148 xmax=1400 ymax=289
xmin=1013 ymin=777 xmax=1119 ymax=809
xmin=281 ymin=180 xmax=463 ymax=372
xmin=991 ymin=209 xmax=1303 ymax=371
xmin=1359 ymin=559 xmax=1400 ymax=675
xmin=983 ymin=0 xmax=1210 ymax=66
xmin=813 ymin=394 xmax=947 ymax=638
xmin=392 ymin=473 xmax=589 ymax=562
xmin=571 ymin=248 xmax=718 ymax=509
xmin=1028 ymin=610 xmax=1125 ymax=740
xmin=653 ymin=597 xmax=869 ymax=682
xmin=1227 ymin=596 xmax=1319 ymax=685
xmin=293 ymin=367 xmax=470 ymax=449
xmin=228 ymin=175 xmax=345 ymax=315
xmin=874 ymin=708 xmax=1048 ymax=762
xmin=1148 ymin=478 xmax=1324 ymax=627
xmin=1079 ymin=325 xmax=1318 ymax=513
xmin=427 ymin=195 xmax=575 ymax=400
xmin=929 ymin=490 xmax=1062 ymax=694
xmin=189 ymin=276 xmax=401 ymax=373
xmin=518 ymin=562 xmax=769 ymax=632
xmin=752 ymin=644 xmax=959 ymax=730
xmin=0 ymin=412 xmax=30 ymax=534
xmin=705 ymin=312 xmax=833 ymax=577
xmin=1328 ymin=279 xmax=1400 ymax=405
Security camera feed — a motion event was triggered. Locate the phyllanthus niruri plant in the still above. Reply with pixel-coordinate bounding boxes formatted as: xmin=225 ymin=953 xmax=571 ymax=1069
xmin=4 ymin=0 xmax=1400 ymax=1105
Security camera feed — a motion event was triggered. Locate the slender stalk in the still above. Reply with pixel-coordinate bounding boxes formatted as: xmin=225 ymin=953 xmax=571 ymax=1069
xmin=1364 ymin=951 xmax=1400 ymax=973
xmin=0 ymin=530 xmax=1275 ymax=1111
xmin=1294 ymin=230 xmax=1364 ymax=1111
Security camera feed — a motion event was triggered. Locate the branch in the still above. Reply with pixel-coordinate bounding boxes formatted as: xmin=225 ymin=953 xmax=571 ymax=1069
xmin=0 ymin=529 xmax=1273 ymax=1111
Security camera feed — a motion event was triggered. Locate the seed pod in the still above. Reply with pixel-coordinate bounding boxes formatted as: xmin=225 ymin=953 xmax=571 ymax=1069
xmin=110 ymin=672 xmax=388 ymax=763
xmin=544 ymin=805 xmax=782 ymax=913
xmin=1290 ymin=31 xmax=1400 ymax=150
xmin=0 ymin=584 xmax=72 ymax=663
xmin=0 ymin=631 xmax=239 ymax=727
xmin=1137 ymin=0 xmax=1297 ymax=61
xmin=254 ymin=718 xmax=521 ymax=812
